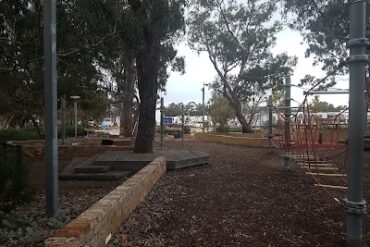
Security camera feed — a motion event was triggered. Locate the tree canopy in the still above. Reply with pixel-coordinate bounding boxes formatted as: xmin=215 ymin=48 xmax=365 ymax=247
xmin=188 ymin=0 xmax=296 ymax=132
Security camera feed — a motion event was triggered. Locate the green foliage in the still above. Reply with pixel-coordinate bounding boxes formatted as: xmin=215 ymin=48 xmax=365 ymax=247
xmin=282 ymin=1 xmax=349 ymax=72
xmin=0 ymin=0 xmax=117 ymax=129
xmin=208 ymin=93 xmax=235 ymax=128
xmin=59 ymin=126 xmax=87 ymax=138
xmin=188 ymin=0 xmax=296 ymax=130
xmin=0 ymin=145 xmax=34 ymax=212
xmin=309 ymin=96 xmax=347 ymax=112
xmin=215 ymin=125 xmax=230 ymax=133
xmin=164 ymin=103 xmax=183 ymax=116
xmin=0 ymin=208 xmax=73 ymax=246
xmin=0 ymin=129 xmax=40 ymax=142
xmin=281 ymin=1 xmax=360 ymax=89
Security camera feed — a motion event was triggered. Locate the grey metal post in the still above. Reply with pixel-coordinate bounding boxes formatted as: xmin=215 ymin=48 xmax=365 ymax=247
xmin=345 ymin=1 xmax=368 ymax=246
xmin=61 ymin=97 xmax=65 ymax=144
xmin=160 ymin=97 xmax=164 ymax=150
xmin=43 ymin=0 xmax=58 ymax=217
xmin=284 ymin=77 xmax=291 ymax=168
xmin=74 ymin=101 xmax=78 ymax=138
xmin=268 ymin=95 xmax=273 ymax=148
xmin=182 ymin=104 xmax=185 ymax=147
xmin=364 ymin=82 xmax=368 ymax=134
xmin=202 ymin=85 xmax=205 ymax=133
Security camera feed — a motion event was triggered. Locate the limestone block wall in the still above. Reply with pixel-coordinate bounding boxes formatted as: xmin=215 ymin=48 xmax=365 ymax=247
xmin=195 ymin=133 xmax=270 ymax=148
xmin=44 ymin=157 xmax=166 ymax=247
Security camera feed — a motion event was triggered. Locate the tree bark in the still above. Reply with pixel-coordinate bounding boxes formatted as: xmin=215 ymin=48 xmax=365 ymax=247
xmin=0 ymin=114 xmax=14 ymax=130
xmin=235 ymin=108 xmax=253 ymax=133
xmin=120 ymin=50 xmax=136 ymax=137
xmin=133 ymin=33 xmax=160 ymax=153
xmin=223 ymin=91 xmax=253 ymax=133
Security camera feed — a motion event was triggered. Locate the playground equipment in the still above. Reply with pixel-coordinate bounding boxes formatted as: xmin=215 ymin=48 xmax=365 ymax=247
xmin=272 ymin=15 xmax=368 ymax=242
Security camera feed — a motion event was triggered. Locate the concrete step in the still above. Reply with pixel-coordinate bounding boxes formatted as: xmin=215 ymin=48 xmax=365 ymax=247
xmin=74 ymin=165 xmax=111 ymax=173
xmin=60 ymin=170 xmax=132 ymax=181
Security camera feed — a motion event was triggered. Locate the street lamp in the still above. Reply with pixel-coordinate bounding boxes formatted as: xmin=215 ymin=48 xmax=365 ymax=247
xmin=202 ymin=83 xmax=210 ymax=133
xmin=70 ymin=95 xmax=80 ymax=138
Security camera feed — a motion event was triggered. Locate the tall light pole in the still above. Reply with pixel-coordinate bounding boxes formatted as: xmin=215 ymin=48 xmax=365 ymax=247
xmin=70 ymin=95 xmax=80 ymax=138
xmin=345 ymin=1 xmax=367 ymax=246
xmin=43 ymin=0 xmax=58 ymax=217
xmin=202 ymin=83 xmax=209 ymax=133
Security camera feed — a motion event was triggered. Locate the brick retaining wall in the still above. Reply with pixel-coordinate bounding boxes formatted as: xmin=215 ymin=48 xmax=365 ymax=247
xmin=8 ymin=138 xmax=134 ymax=160
xmin=44 ymin=157 xmax=166 ymax=247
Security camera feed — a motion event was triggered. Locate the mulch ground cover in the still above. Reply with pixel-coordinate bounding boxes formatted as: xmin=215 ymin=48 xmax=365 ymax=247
xmin=1 ymin=139 xmax=369 ymax=246
xmin=109 ymin=141 xmax=370 ymax=247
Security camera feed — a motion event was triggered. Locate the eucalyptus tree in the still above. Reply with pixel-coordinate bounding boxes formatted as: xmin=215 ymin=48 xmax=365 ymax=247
xmin=188 ymin=0 xmax=296 ymax=132
xmin=122 ymin=0 xmax=186 ymax=152
xmin=0 ymin=0 xmax=117 ymax=131
xmin=282 ymin=1 xmax=350 ymax=72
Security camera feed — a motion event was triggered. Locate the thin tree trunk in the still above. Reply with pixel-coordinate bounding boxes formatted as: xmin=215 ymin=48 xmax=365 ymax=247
xmin=121 ymin=50 xmax=136 ymax=137
xmin=0 ymin=114 xmax=14 ymax=130
xmin=30 ymin=115 xmax=42 ymax=137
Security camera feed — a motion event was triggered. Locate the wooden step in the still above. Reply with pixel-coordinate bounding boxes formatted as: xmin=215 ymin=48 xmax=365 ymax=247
xmin=294 ymin=159 xmax=327 ymax=163
xmin=306 ymin=172 xmax=346 ymax=177
xmin=303 ymin=167 xmax=339 ymax=171
xmin=74 ymin=165 xmax=111 ymax=173
xmin=298 ymin=162 xmax=333 ymax=167
xmin=314 ymin=184 xmax=347 ymax=190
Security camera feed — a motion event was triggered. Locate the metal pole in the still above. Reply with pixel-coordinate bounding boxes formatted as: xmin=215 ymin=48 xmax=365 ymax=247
xmin=202 ymin=85 xmax=205 ymax=133
xmin=74 ymin=101 xmax=78 ymax=138
xmin=160 ymin=97 xmax=164 ymax=150
xmin=43 ymin=0 xmax=58 ymax=217
xmin=268 ymin=95 xmax=273 ymax=148
xmin=364 ymin=82 xmax=368 ymax=134
xmin=345 ymin=1 xmax=367 ymax=246
xmin=61 ymin=97 xmax=65 ymax=144
xmin=284 ymin=77 xmax=291 ymax=168
xmin=182 ymin=104 xmax=185 ymax=147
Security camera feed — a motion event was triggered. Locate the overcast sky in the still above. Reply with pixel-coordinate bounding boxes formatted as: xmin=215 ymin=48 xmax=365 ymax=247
xmin=162 ymin=28 xmax=349 ymax=108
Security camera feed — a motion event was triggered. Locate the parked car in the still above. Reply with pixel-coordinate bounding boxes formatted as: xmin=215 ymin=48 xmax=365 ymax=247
xmin=100 ymin=118 xmax=112 ymax=129
xmin=87 ymin=119 xmax=97 ymax=128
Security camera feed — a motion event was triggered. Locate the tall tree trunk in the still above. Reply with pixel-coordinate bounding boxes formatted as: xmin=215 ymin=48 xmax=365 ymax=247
xmin=133 ymin=35 xmax=160 ymax=153
xmin=121 ymin=50 xmax=136 ymax=137
xmin=224 ymin=91 xmax=253 ymax=133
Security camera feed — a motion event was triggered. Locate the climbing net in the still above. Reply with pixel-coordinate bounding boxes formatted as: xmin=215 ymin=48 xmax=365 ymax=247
xmin=273 ymin=99 xmax=349 ymax=202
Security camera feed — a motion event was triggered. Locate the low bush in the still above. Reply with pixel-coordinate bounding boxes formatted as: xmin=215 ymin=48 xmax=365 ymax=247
xmin=216 ymin=125 xmax=230 ymax=133
xmin=0 ymin=129 xmax=39 ymax=141
xmin=59 ymin=125 xmax=87 ymax=137
xmin=0 ymin=144 xmax=34 ymax=212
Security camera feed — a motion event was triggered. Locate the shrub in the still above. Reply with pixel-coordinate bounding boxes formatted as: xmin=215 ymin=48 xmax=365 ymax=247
xmin=0 ymin=129 xmax=39 ymax=141
xmin=59 ymin=125 xmax=87 ymax=137
xmin=183 ymin=125 xmax=191 ymax=134
xmin=216 ymin=125 xmax=230 ymax=133
xmin=0 ymin=144 xmax=33 ymax=212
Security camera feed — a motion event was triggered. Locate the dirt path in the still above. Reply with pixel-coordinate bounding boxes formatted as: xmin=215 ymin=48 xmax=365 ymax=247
xmin=109 ymin=141 xmax=369 ymax=247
